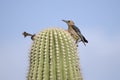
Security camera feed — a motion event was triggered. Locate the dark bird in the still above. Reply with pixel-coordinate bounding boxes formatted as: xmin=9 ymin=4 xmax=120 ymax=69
xmin=22 ymin=32 xmax=35 ymax=40
xmin=62 ymin=20 xmax=88 ymax=46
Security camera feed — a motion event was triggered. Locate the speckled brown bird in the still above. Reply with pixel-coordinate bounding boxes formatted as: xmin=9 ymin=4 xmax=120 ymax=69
xmin=62 ymin=20 xmax=88 ymax=46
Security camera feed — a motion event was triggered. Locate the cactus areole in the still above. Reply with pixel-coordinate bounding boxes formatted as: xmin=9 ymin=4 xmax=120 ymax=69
xmin=27 ymin=28 xmax=83 ymax=80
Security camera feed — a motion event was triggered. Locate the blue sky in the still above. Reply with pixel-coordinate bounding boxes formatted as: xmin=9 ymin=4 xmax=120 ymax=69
xmin=0 ymin=0 xmax=120 ymax=80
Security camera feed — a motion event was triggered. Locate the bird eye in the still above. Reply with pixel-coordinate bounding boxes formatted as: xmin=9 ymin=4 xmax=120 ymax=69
xmin=68 ymin=20 xmax=70 ymax=23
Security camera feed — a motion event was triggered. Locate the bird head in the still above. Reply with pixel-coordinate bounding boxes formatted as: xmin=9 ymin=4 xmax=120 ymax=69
xmin=62 ymin=20 xmax=75 ymax=26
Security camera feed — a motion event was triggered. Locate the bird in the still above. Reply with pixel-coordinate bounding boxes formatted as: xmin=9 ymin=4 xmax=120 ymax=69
xmin=22 ymin=32 xmax=35 ymax=40
xmin=62 ymin=20 xmax=88 ymax=46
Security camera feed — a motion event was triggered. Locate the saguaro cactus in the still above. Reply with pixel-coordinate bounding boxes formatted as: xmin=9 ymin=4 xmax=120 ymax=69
xmin=27 ymin=28 xmax=83 ymax=80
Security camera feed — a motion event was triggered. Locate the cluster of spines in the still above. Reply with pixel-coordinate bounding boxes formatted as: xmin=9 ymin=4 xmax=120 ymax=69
xmin=27 ymin=28 xmax=83 ymax=80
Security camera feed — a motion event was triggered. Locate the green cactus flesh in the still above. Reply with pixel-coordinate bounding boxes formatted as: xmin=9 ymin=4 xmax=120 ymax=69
xmin=27 ymin=28 xmax=83 ymax=80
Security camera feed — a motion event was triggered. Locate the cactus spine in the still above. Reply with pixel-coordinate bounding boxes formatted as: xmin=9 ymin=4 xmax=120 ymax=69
xmin=27 ymin=28 xmax=83 ymax=80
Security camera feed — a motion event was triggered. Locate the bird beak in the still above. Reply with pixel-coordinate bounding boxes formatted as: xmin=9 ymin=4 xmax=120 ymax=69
xmin=62 ymin=20 xmax=68 ymax=23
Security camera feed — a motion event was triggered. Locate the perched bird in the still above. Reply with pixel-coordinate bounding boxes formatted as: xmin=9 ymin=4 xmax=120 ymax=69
xmin=22 ymin=32 xmax=35 ymax=40
xmin=62 ymin=20 xmax=88 ymax=46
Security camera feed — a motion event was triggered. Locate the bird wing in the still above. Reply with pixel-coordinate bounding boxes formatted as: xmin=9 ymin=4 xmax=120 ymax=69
xmin=72 ymin=25 xmax=88 ymax=44
xmin=82 ymin=35 xmax=88 ymax=43
xmin=72 ymin=25 xmax=82 ymax=36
